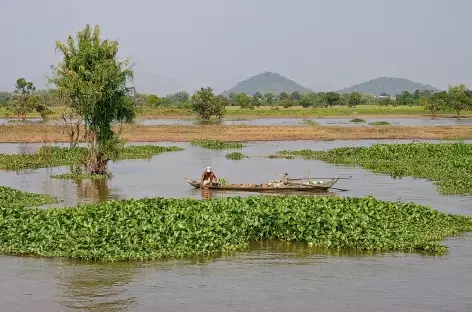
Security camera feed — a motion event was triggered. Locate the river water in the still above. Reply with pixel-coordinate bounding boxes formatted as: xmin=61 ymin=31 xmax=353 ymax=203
xmin=1 ymin=139 xmax=471 ymax=311
xmin=3 ymin=116 xmax=472 ymax=127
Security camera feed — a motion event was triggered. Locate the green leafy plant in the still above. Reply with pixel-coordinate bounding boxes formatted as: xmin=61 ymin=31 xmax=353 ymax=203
xmin=0 ymin=186 xmax=60 ymax=207
xmin=0 ymin=145 xmax=184 ymax=171
xmin=349 ymin=118 xmax=366 ymax=123
xmin=218 ymin=177 xmax=228 ymax=186
xmin=51 ymin=172 xmax=112 ymax=181
xmin=1 ymin=190 xmax=471 ymax=260
xmin=191 ymin=139 xmax=243 ymax=150
xmin=225 ymin=152 xmax=247 ymax=160
xmin=279 ymin=142 xmax=472 ymax=195
xmin=49 ymin=24 xmax=136 ymax=175
xmin=368 ymin=121 xmax=391 ymax=126
xmin=303 ymin=119 xmax=319 ymax=126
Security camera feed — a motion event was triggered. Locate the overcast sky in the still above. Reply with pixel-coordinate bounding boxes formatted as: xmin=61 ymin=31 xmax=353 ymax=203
xmin=1 ymin=0 xmax=470 ymax=94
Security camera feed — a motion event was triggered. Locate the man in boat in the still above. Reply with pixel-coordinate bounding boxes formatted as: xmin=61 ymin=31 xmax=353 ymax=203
xmin=201 ymin=166 xmax=218 ymax=188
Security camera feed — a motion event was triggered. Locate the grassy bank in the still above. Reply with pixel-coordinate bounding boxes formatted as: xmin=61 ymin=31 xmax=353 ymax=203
xmin=2 ymin=105 xmax=470 ymax=120
xmin=1 ymin=124 xmax=472 ymax=143
xmin=0 ymin=145 xmax=184 ymax=170
xmin=1 ymin=187 xmax=471 ymax=260
xmin=279 ymin=142 xmax=472 ymax=195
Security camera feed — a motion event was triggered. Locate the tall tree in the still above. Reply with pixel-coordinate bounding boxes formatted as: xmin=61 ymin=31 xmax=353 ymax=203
xmin=299 ymin=92 xmax=318 ymax=108
xmin=447 ymin=84 xmax=470 ymax=116
xmin=348 ymin=92 xmax=362 ymax=108
xmin=325 ymin=92 xmax=340 ymax=107
xmin=166 ymin=91 xmax=189 ymax=105
xmin=396 ymin=91 xmax=414 ymax=106
xmin=252 ymin=92 xmax=263 ymax=107
xmin=9 ymin=78 xmax=40 ymax=119
xmin=235 ymin=92 xmax=252 ymax=109
xmin=228 ymin=93 xmax=236 ymax=106
xmin=146 ymin=94 xmax=159 ymax=107
xmin=279 ymin=92 xmax=289 ymax=102
xmin=422 ymin=91 xmax=447 ymax=116
xmin=289 ymin=91 xmax=301 ymax=101
xmin=264 ymin=92 xmax=274 ymax=106
xmin=0 ymin=92 xmax=11 ymax=107
xmin=190 ymin=87 xmax=225 ymax=120
xmin=49 ymin=24 xmax=135 ymax=174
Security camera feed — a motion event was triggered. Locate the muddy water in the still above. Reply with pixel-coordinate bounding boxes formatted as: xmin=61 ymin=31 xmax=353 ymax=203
xmin=3 ymin=116 xmax=472 ymax=127
xmin=1 ymin=139 xmax=472 ymax=312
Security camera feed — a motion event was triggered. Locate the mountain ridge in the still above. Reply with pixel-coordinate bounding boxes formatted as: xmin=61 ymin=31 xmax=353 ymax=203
xmin=337 ymin=77 xmax=441 ymax=96
xmin=221 ymin=72 xmax=311 ymax=96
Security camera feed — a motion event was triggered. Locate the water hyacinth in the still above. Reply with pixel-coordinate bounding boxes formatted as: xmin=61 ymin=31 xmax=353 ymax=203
xmin=368 ymin=121 xmax=391 ymax=125
xmin=191 ymin=139 xmax=243 ymax=149
xmin=0 ymin=145 xmax=184 ymax=170
xmin=225 ymin=152 xmax=247 ymax=160
xmin=349 ymin=118 xmax=366 ymax=123
xmin=0 ymin=186 xmax=60 ymax=207
xmin=279 ymin=142 xmax=472 ymax=195
xmin=1 ymin=188 xmax=471 ymax=261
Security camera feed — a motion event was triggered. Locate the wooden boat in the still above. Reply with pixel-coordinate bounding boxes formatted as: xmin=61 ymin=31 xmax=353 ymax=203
xmin=185 ymin=177 xmax=339 ymax=192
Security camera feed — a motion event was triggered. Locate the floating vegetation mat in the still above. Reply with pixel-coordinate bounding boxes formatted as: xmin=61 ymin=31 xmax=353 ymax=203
xmin=191 ymin=139 xmax=243 ymax=149
xmin=303 ymin=119 xmax=319 ymax=126
xmin=1 ymin=187 xmax=471 ymax=261
xmin=51 ymin=172 xmax=112 ymax=181
xmin=0 ymin=145 xmax=184 ymax=170
xmin=225 ymin=152 xmax=247 ymax=160
xmin=279 ymin=142 xmax=472 ymax=195
xmin=350 ymin=118 xmax=366 ymax=123
xmin=368 ymin=121 xmax=391 ymax=125
xmin=0 ymin=186 xmax=60 ymax=207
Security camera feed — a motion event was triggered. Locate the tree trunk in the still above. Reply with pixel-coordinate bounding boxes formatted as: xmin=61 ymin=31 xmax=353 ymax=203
xmin=86 ymin=136 xmax=109 ymax=175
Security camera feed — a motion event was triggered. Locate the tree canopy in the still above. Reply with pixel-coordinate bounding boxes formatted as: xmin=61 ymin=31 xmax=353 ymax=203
xmin=49 ymin=24 xmax=135 ymax=174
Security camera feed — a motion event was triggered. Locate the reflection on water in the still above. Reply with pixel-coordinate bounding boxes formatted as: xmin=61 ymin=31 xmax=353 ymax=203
xmin=75 ymin=178 xmax=115 ymax=203
xmin=57 ymin=262 xmax=138 ymax=312
xmin=2 ymin=235 xmax=472 ymax=312
xmin=200 ymin=188 xmax=212 ymax=200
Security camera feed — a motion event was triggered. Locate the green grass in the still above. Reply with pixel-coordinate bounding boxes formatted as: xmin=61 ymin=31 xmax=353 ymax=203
xmin=279 ymin=142 xmax=472 ymax=195
xmin=191 ymin=139 xmax=243 ymax=150
xmin=0 ymin=145 xmax=184 ymax=171
xmin=1 ymin=105 xmax=466 ymax=120
xmin=1 ymin=189 xmax=471 ymax=260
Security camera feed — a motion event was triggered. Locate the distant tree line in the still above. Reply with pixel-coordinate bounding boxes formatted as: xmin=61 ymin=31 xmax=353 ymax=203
xmin=2 ymin=80 xmax=472 ymax=120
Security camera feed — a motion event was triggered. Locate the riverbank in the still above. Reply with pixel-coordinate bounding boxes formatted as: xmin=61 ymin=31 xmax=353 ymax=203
xmin=1 ymin=105 xmax=471 ymax=120
xmin=1 ymin=124 xmax=472 ymax=142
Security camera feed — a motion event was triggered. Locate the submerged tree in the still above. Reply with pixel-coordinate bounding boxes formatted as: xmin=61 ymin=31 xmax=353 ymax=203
xmin=49 ymin=24 xmax=135 ymax=174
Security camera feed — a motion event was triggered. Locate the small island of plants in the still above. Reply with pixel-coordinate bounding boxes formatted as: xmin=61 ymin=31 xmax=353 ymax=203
xmin=1 ymin=187 xmax=471 ymax=261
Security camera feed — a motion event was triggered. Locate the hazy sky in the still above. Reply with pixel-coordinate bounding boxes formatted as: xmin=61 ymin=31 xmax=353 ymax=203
xmin=1 ymin=0 xmax=470 ymax=94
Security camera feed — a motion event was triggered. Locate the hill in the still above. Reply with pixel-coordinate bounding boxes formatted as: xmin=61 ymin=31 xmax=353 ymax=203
xmin=338 ymin=77 xmax=441 ymax=96
xmin=221 ymin=72 xmax=311 ymax=96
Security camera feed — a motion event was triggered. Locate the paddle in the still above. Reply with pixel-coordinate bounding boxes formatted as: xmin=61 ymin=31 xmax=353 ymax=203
xmin=288 ymin=176 xmax=352 ymax=181
xmin=330 ymin=187 xmax=350 ymax=192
